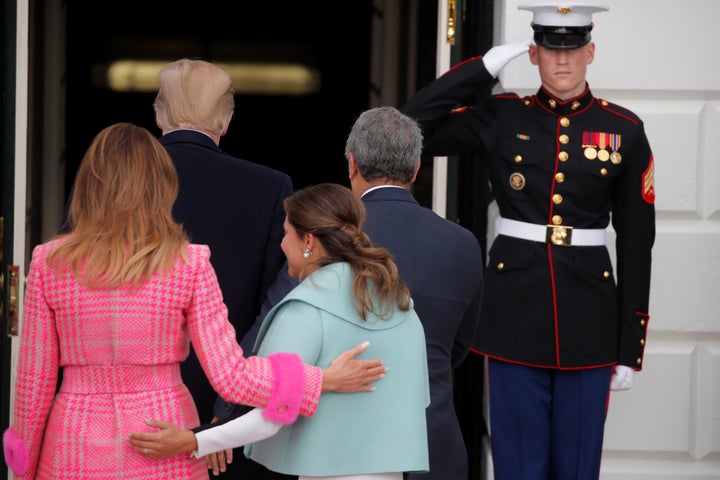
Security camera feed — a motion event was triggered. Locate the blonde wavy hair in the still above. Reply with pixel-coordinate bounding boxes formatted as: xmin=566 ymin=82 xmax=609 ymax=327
xmin=153 ymin=58 xmax=234 ymax=136
xmin=49 ymin=122 xmax=188 ymax=289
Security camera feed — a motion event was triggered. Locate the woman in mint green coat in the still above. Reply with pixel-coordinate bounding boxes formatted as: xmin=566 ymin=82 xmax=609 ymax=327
xmin=129 ymin=183 xmax=430 ymax=480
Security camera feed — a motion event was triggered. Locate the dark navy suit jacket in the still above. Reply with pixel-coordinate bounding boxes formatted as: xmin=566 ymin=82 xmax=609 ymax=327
xmin=161 ymin=130 xmax=293 ymax=424
xmin=361 ymin=186 xmax=483 ymax=480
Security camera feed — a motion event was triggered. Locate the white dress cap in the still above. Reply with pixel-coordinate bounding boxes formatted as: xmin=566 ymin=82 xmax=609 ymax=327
xmin=518 ymin=2 xmax=609 ymax=27
xmin=518 ymin=2 xmax=609 ymax=48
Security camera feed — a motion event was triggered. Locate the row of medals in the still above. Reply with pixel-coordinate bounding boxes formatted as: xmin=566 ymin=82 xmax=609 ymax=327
xmin=584 ymin=146 xmax=622 ymax=164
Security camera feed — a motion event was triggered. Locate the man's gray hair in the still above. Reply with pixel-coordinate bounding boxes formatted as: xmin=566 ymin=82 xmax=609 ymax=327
xmin=345 ymin=106 xmax=423 ymax=183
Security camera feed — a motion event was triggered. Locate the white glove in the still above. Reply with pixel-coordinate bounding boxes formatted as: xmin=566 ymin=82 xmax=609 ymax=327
xmin=610 ymin=365 xmax=635 ymax=391
xmin=482 ymin=35 xmax=533 ymax=78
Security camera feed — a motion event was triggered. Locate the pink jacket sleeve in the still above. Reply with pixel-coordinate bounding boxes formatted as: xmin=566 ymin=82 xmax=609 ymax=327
xmin=184 ymin=247 xmax=322 ymax=420
xmin=6 ymin=245 xmax=61 ymax=479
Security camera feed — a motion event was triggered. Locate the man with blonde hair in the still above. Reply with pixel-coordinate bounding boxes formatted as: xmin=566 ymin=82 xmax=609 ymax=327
xmin=155 ymin=58 xmax=294 ymax=479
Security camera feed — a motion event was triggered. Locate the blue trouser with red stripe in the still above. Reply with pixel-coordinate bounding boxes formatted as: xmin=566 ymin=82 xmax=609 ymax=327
xmin=488 ymin=359 xmax=613 ymax=480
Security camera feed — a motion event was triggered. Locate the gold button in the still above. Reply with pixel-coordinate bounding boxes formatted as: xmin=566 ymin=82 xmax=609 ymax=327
xmin=558 ymin=151 xmax=568 ymax=162
xmin=560 ymin=117 xmax=570 ymax=127
xmin=603 ymin=271 xmax=610 ymax=278
xmin=640 ymin=319 xmax=646 ymax=326
xmin=559 ymin=134 xmax=569 ymax=144
xmin=524 ymin=99 xmax=531 ymax=106
xmin=552 ymin=215 xmax=562 ymax=225
xmin=640 ymin=339 xmax=645 ymax=346
xmin=555 ymin=172 xmax=565 ymax=183
xmin=514 ymin=155 xmax=522 ymax=163
xmin=636 ymin=358 xmax=642 ymax=366
xmin=552 ymin=194 xmax=563 ymax=204
xmin=497 ymin=262 xmax=504 ymax=270
xmin=600 ymin=168 xmax=608 ymax=176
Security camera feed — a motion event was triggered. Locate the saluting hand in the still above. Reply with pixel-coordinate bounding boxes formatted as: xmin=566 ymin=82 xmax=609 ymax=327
xmin=482 ymin=34 xmax=534 ymax=77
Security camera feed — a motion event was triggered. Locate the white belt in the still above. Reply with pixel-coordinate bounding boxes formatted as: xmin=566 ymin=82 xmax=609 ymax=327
xmin=497 ymin=217 xmax=606 ymax=247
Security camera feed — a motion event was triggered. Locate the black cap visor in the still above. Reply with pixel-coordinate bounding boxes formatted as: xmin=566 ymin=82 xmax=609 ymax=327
xmin=532 ymin=24 xmax=592 ymax=49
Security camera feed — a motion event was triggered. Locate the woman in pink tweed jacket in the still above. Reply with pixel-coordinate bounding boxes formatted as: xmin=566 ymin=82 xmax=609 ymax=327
xmin=2 ymin=123 xmax=384 ymax=480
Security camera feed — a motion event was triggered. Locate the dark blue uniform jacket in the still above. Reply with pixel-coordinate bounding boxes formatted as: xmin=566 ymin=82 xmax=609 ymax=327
xmin=402 ymin=56 xmax=655 ymax=370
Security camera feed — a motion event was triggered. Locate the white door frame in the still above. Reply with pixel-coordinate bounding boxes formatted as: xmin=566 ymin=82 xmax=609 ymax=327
xmin=5 ymin=3 xmax=29 ymax=479
xmin=432 ymin=0 xmax=451 ymax=218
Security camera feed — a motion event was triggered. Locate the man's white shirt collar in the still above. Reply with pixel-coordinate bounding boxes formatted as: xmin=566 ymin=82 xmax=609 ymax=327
xmin=361 ymin=185 xmax=404 ymax=198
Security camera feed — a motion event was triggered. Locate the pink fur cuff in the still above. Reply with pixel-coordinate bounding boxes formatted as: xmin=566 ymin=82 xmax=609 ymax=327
xmin=3 ymin=427 xmax=29 ymax=475
xmin=263 ymin=352 xmax=306 ymax=424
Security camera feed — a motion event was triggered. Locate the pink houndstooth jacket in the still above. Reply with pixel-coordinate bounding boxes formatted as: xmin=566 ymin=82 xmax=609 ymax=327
xmin=6 ymin=240 xmax=322 ymax=479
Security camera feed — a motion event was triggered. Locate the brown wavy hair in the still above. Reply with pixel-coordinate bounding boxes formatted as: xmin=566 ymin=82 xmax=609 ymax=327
xmin=48 ymin=122 xmax=188 ymax=288
xmin=284 ymin=183 xmax=410 ymax=320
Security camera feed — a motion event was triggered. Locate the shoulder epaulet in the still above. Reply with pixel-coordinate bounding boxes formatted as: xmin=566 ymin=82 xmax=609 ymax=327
xmin=494 ymin=92 xmax=534 ymax=107
xmin=448 ymin=55 xmax=483 ymax=73
xmin=494 ymin=91 xmax=521 ymax=100
xmin=597 ymin=98 xmax=642 ymax=125
xmin=493 ymin=92 xmax=535 ymax=109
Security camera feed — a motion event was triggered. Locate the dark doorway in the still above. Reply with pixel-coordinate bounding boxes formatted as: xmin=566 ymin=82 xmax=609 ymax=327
xmin=64 ymin=1 xmax=374 ymax=200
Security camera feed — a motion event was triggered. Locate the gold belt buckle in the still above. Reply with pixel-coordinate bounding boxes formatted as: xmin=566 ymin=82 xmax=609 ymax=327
xmin=546 ymin=225 xmax=573 ymax=246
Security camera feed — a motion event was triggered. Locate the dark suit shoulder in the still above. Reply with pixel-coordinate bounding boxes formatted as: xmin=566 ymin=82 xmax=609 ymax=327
xmin=162 ymin=131 xmax=292 ymax=187
xmin=219 ymin=153 xmax=291 ymax=184
xmin=418 ymin=204 xmax=480 ymax=243
xmin=364 ymin=195 xmax=482 ymax=255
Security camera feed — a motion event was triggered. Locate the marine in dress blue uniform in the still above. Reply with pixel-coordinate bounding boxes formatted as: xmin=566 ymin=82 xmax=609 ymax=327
xmin=401 ymin=3 xmax=655 ymax=479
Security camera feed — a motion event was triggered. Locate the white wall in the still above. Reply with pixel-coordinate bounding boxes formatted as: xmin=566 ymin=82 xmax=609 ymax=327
xmin=487 ymin=0 xmax=720 ymax=478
